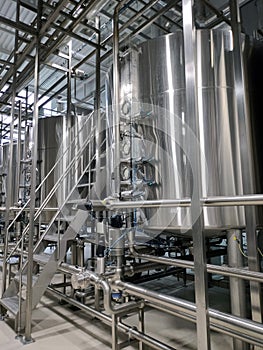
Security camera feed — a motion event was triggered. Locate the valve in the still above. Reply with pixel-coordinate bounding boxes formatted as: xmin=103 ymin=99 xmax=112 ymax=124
xmin=110 ymin=214 xmax=123 ymax=228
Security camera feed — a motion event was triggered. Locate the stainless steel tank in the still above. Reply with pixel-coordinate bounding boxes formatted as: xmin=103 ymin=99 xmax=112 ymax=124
xmin=38 ymin=114 xmax=94 ymax=222
xmin=106 ymin=29 xmax=254 ymax=235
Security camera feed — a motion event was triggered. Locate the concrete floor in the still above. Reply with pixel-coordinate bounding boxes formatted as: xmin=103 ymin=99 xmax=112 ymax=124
xmin=0 ymin=272 xmax=235 ymax=350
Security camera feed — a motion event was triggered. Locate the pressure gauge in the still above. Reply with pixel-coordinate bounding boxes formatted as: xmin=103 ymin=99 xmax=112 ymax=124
xmin=122 ymin=166 xmax=130 ymax=181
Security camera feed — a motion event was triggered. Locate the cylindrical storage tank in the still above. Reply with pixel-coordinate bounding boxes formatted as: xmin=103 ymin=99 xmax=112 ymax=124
xmin=37 ymin=114 xmax=94 ymax=222
xmin=105 ymin=29 xmax=255 ymax=235
xmin=0 ymin=143 xmax=25 ymax=208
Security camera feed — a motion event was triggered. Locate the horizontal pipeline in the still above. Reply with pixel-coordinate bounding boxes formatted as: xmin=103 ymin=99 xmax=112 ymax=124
xmin=105 ymin=194 xmax=263 ymax=209
xmin=3 ymin=194 xmax=263 ymax=213
xmin=47 ymin=287 xmax=175 ymax=350
xmin=129 ymin=250 xmax=263 ymax=284
xmin=67 ymin=266 xmax=263 ymax=346
xmin=116 ymin=280 xmax=263 ymax=347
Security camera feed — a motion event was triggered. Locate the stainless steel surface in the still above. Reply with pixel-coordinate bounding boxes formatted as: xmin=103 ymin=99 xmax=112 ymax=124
xmin=116 ymin=280 xmax=263 ymax=347
xmin=47 ymin=287 xmax=176 ymax=350
xmin=25 ymin=15 xmax=41 ymax=341
xmin=112 ymin=1 xmax=127 ymax=198
xmin=227 ymin=229 xmax=247 ymax=350
xmin=182 ymin=1 xmax=210 ymax=349
xmin=229 ymin=0 xmax=262 ymax=326
xmin=129 ymin=248 xmax=263 ymax=283
xmin=106 ymin=29 xmax=254 ymax=233
xmin=37 ymin=113 xmax=93 ymax=221
xmin=0 ymin=2 xmax=262 ymax=350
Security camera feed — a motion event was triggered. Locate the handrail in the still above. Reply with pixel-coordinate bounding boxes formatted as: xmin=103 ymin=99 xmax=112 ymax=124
xmin=8 ymin=138 xmax=105 ymax=278
xmin=5 ymin=116 xmax=98 ymax=262
xmin=6 ymin=112 xmax=94 ymax=232
xmin=32 ymin=138 xmax=106 ymax=255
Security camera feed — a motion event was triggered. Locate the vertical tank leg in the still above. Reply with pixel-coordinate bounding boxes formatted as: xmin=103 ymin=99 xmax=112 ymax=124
xmin=138 ymin=307 xmax=145 ymax=350
xmin=112 ymin=314 xmax=118 ymax=350
xmin=227 ymin=229 xmax=248 ymax=350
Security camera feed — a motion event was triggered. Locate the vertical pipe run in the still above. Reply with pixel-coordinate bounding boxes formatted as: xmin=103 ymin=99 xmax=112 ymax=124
xmin=67 ymin=40 xmax=72 ymax=119
xmin=95 ymin=16 xmax=102 ymax=195
xmin=229 ymin=0 xmax=262 ymax=326
xmin=113 ymin=1 xmax=127 ymax=198
xmin=227 ymin=230 xmax=248 ymax=350
xmin=15 ymin=101 xmax=22 ymax=205
xmin=112 ymin=313 xmax=118 ymax=350
xmin=139 ymin=307 xmax=145 ymax=350
xmin=1 ymin=0 xmax=20 ymax=299
xmin=24 ymin=0 xmax=42 ymax=342
xmin=182 ymin=1 xmax=210 ymax=349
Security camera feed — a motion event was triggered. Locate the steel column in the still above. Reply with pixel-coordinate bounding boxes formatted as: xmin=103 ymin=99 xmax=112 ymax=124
xmin=182 ymin=1 xmax=210 ymax=349
xmin=24 ymin=0 xmax=42 ymax=342
xmin=112 ymin=314 xmax=118 ymax=350
xmin=229 ymin=0 xmax=262 ymax=326
xmin=139 ymin=307 xmax=145 ymax=350
xmin=1 ymin=0 xmax=20 ymax=300
xmin=15 ymin=101 xmax=22 ymax=205
xmin=227 ymin=230 xmax=248 ymax=350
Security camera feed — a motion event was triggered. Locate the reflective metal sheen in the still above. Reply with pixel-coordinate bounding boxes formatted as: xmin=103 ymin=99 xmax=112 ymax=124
xmin=106 ymin=29 xmax=254 ymax=234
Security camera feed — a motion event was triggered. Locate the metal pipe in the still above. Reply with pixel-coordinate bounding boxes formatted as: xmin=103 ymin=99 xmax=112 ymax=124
xmin=107 ymin=198 xmax=191 ymax=209
xmin=24 ymin=0 xmax=42 ymax=341
xmin=123 ymin=0 xmax=180 ymax=43
xmin=1 ymin=0 xmax=20 ymax=299
xmin=73 ymin=0 xmax=174 ymax=71
xmin=5 ymin=120 xmax=97 ymax=263
xmin=106 ymin=194 xmax=263 ymax=210
xmin=112 ymin=0 xmax=127 ymax=198
xmin=116 ymin=280 xmax=263 ymax=347
xmin=227 ymin=229 xmax=248 ymax=350
xmin=138 ymin=307 xmax=145 ymax=350
xmin=46 ymin=287 xmax=176 ymax=350
xmin=15 ymin=101 xmax=22 ymax=205
xmin=112 ymin=313 xmax=118 ymax=350
xmin=129 ymin=247 xmax=263 ymax=283
xmin=68 ymin=264 xmax=263 ymax=346
xmin=201 ymin=0 xmax=231 ymax=27
xmin=94 ymin=16 xmax=102 ymax=198
xmin=230 ymin=0 xmax=262 ymax=325
xmin=204 ymin=194 xmax=263 ymax=206
xmin=105 ymin=0 xmax=160 ymax=45
xmin=71 ymin=269 xmax=141 ymax=315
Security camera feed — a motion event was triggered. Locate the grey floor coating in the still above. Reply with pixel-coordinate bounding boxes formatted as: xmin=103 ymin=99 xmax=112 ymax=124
xmin=0 ymin=274 xmax=235 ymax=350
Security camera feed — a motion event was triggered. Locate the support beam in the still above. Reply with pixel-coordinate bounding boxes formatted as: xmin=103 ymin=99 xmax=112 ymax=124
xmin=182 ymin=0 xmax=210 ymax=349
xmin=24 ymin=0 xmax=42 ymax=342
xmin=229 ymin=0 xmax=263 ymax=326
xmin=227 ymin=230 xmax=249 ymax=350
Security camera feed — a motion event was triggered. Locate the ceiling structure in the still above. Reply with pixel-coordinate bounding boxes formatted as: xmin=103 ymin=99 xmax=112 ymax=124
xmin=0 ymin=0 xmax=262 ymax=141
